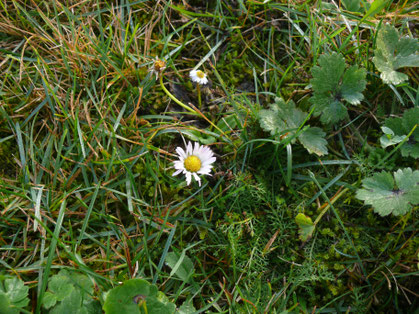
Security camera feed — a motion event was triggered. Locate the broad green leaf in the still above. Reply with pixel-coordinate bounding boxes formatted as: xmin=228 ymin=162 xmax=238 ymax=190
xmin=48 ymin=274 xmax=74 ymax=301
xmin=43 ymin=292 xmax=57 ymax=309
xmin=51 ymin=289 xmax=84 ymax=314
xmin=380 ymin=107 xmax=419 ymax=158
xmin=177 ymin=301 xmax=197 ymax=313
xmin=362 ymin=0 xmax=388 ymax=20
xmin=380 ymin=126 xmax=406 ymax=148
xmin=295 ymin=213 xmax=315 ymax=241
xmin=0 ymin=293 xmax=19 ymax=314
xmin=298 ymin=127 xmax=328 ymax=156
xmin=165 ymin=251 xmax=195 ymax=282
xmin=43 ymin=270 xmax=100 ymax=314
xmin=341 ymin=0 xmax=362 ymax=12
xmin=0 ymin=277 xmax=29 ymax=312
xmin=340 ymin=66 xmax=367 ymax=105
xmin=4 ymin=278 xmax=29 ymax=307
xmin=310 ymin=53 xmax=366 ymax=124
xmin=103 ymin=279 xmax=176 ymax=314
xmin=373 ymin=25 xmax=419 ymax=85
xmin=259 ymin=98 xmax=328 ymax=156
xmin=356 ymin=168 xmax=419 ymax=216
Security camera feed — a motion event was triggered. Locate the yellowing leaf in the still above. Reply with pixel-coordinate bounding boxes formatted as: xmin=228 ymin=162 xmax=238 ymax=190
xmin=295 ymin=213 xmax=315 ymax=241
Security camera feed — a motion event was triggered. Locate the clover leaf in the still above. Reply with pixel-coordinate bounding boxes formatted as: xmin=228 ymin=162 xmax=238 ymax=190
xmin=259 ymin=98 xmax=328 ymax=156
xmin=380 ymin=107 xmax=419 ymax=158
xmin=373 ymin=24 xmax=419 ymax=85
xmin=356 ymin=168 xmax=419 ymax=216
xmin=310 ymin=53 xmax=366 ymax=124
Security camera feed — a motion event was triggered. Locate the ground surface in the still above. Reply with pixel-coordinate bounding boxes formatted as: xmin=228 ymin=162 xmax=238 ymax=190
xmin=0 ymin=1 xmax=418 ymax=313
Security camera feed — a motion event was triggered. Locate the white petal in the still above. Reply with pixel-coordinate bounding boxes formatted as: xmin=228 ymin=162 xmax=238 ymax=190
xmin=173 ymin=169 xmax=183 ymax=176
xmin=193 ymin=142 xmax=200 ymax=155
xmin=185 ymin=172 xmax=192 ymax=185
xmin=186 ymin=142 xmax=193 ymax=156
xmin=193 ymin=173 xmax=201 ymax=186
xmin=202 ymin=157 xmax=216 ymax=167
xmin=176 ymin=147 xmax=186 ymax=159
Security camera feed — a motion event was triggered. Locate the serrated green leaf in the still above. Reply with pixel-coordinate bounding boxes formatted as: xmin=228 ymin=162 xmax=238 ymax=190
xmin=311 ymin=53 xmax=346 ymax=94
xmin=381 ymin=108 xmax=419 ymax=158
xmin=259 ymin=104 xmax=287 ymax=137
xmin=259 ymin=98 xmax=328 ymax=156
xmin=49 ymin=274 xmax=74 ymax=301
xmin=4 ymin=278 xmax=29 ymax=307
xmin=340 ymin=66 xmax=367 ymax=105
xmin=44 ymin=270 xmax=99 ymax=314
xmin=312 ymin=95 xmax=348 ymax=124
xmin=0 ymin=277 xmax=29 ymax=311
xmin=310 ymin=53 xmax=366 ymax=124
xmin=295 ymin=213 xmax=315 ymax=241
xmin=43 ymin=292 xmax=57 ymax=309
xmin=373 ymin=25 xmax=419 ymax=85
xmin=0 ymin=293 xmax=19 ymax=314
xmin=356 ymin=168 xmax=419 ymax=216
xmin=299 ymin=127 xmax=328 ymax=156
xmin=51 ymin=289 xmax=84 ymax=314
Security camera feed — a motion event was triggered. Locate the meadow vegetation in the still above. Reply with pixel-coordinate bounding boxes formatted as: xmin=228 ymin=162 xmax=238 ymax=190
xmin=0 ymin=0 xmax=418 ymax=313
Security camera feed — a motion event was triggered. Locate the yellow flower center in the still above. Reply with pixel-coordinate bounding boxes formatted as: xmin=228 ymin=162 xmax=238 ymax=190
xmin=184 ymin=155 xmax=201 ymax=172
xmin=196 ymin=70 xmax=205 ymax=79
xmin=154 ymin=60 xmax=166 ymax=71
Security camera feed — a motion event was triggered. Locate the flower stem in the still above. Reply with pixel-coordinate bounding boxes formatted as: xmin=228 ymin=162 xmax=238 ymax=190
xmin=197 ymin=84 xmax=202 ymax=109
xmin=159 ymin=75 xmax=198 ymax=115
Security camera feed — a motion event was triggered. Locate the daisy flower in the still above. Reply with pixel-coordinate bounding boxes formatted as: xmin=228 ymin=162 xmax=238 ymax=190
xmin=149 ymin=57 xmax=166 ymax=80
xmin=173 ymin=141 xmax=216 ymax=186
xmin=190 ymin=69 xmax=208 ymax=85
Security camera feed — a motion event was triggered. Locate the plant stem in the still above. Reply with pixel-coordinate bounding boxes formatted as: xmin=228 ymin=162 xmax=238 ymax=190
xmin=159 ymin=75 xmax=198 ymax=115
xmin=197 ymin=84 xmax=202 ymax=109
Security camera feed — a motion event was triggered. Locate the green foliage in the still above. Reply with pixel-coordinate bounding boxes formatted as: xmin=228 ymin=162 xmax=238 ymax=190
xmin=0 ymin=277 xmax=29 ymax=314
xmin=342 ymin=0 xmax=362 ymax=12
xmin=42 ymin=270 xmax=101 ymax=314
xmin=356 ymin=168 xmax=419 ymax=216
xmin=373 ymin=24 xmax=419 ymax=85
xmin=103 ymin=279 xmax=176 ymax=314
xmin=380 ymin=107 xmax=419 ymax=158
xmin=177 ymin=301 xmax=197 ymax=314
xmin=310 ymin=53 xmax=367 ymax=124
xmin=165 ymin=252 xmax=195 ymax=283
xmin=380 ymin=126 xmax=406 ymax=148
xmin=1 ymin=1 xmax=419 ymax=313
xmin=259 ymin=98 xmax=328 ymax=155
xmin=295 ymin=213 xmax=315 ymax=241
